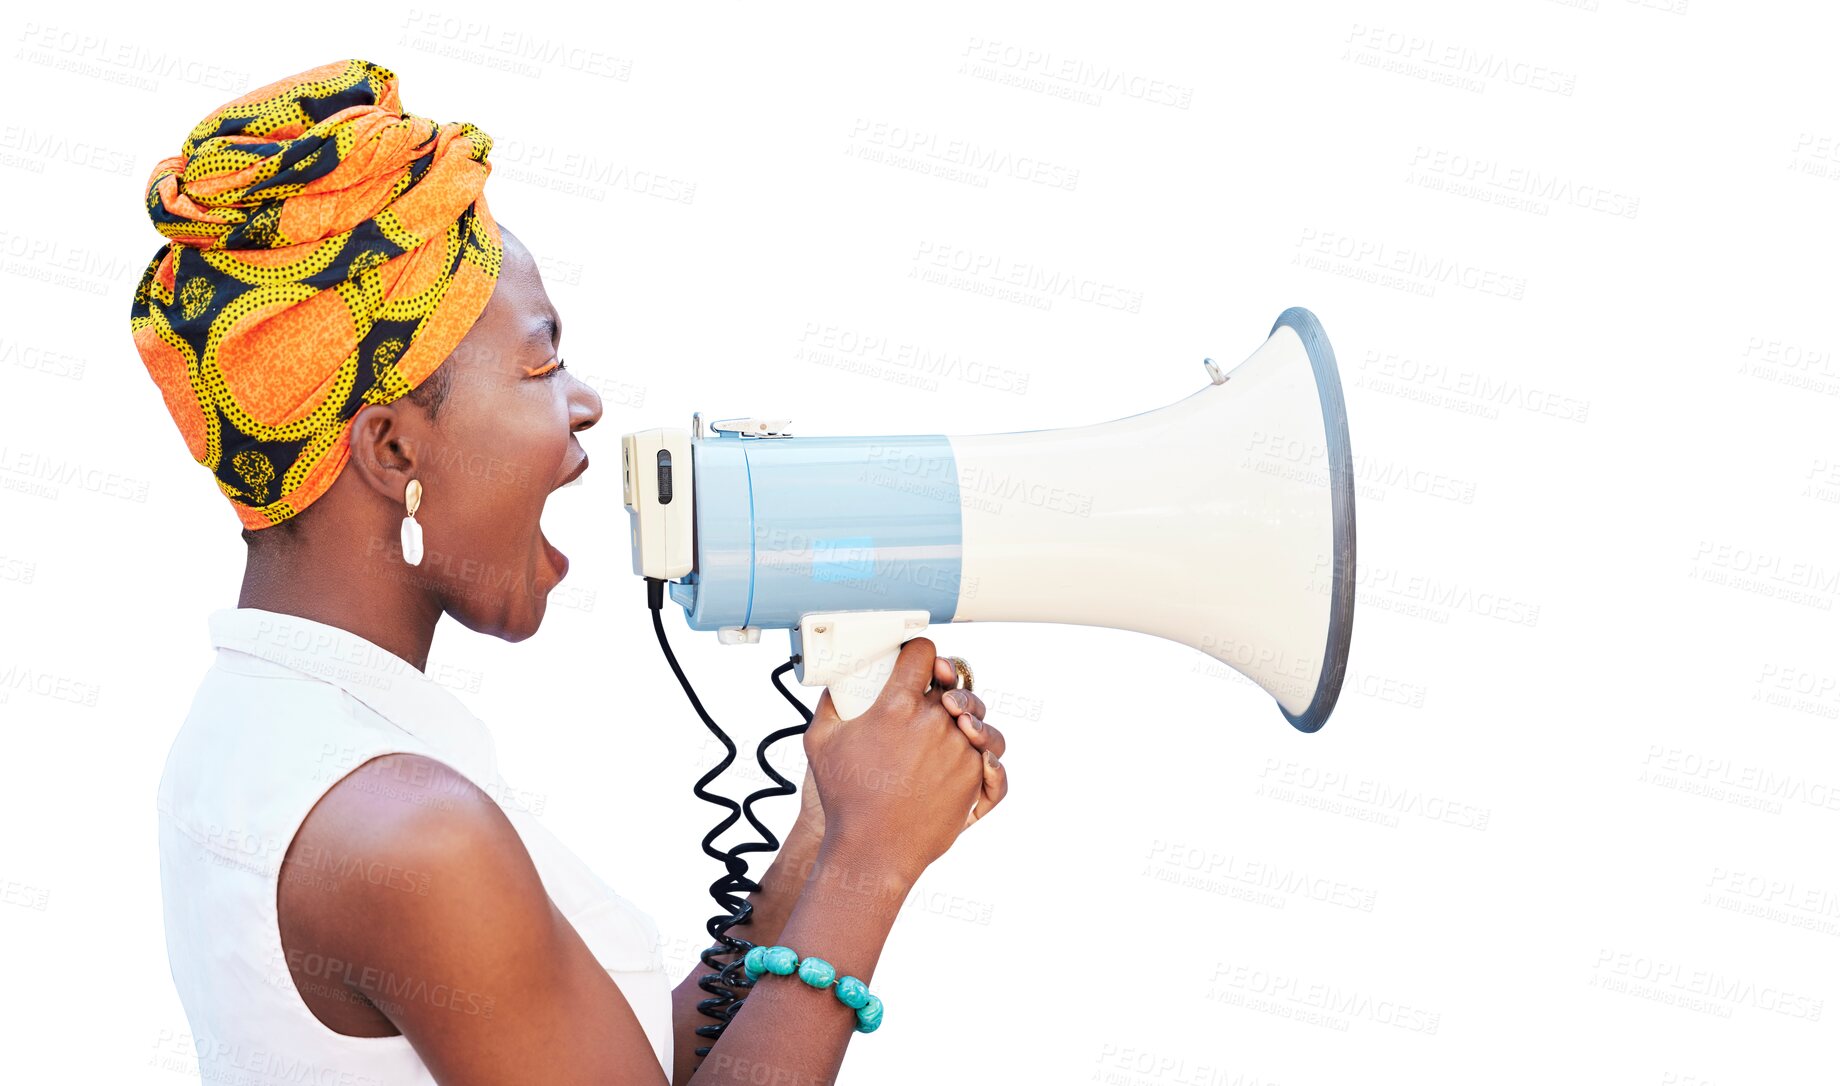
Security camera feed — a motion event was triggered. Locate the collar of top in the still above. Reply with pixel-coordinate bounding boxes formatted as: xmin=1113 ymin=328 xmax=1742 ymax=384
xmin=206 ymin=606 xmax=497 ymax=784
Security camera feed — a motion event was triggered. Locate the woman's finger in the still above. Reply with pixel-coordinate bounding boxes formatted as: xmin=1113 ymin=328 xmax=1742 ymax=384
xmin=941 ymin=686 xmax=985 ymax=721
xmin=965 ymin=751 xmax=1009 ymax=828
xmin=953 ymin=715 xmax=1005 ymax=760
xmin=914 ymin=656 xmax=954 ymax=710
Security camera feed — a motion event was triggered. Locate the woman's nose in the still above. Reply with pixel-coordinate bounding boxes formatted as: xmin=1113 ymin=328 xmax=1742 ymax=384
xmin=569 ymin=373 xmax=603 ymax=433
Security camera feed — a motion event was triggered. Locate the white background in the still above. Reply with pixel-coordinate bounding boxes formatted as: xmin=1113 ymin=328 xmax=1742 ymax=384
xmin=2 ymin=2 xmax=1837 ymax=1083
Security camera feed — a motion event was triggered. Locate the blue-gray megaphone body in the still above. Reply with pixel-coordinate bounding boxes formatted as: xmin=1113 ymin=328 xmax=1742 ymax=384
xmin=621 ymin=307 xmax=1357 ymax=732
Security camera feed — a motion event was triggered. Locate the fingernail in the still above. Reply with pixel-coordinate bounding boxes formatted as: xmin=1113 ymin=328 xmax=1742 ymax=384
xmin=944 ymin=690 xmax=963 ymax=712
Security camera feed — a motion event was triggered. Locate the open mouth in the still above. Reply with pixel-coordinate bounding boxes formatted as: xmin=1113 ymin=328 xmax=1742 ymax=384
xmin=540 ymin=453 xmax=588 ymax=582
xmin=556 ymin=454 xmax=589 ymax=490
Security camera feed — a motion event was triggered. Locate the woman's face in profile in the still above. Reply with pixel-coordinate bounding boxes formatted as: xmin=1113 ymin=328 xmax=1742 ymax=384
xmin=399 ymin=224 xmax=603 ymax=641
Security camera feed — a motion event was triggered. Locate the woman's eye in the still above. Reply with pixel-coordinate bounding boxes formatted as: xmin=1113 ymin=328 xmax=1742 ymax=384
xmin=528 ymin=358 xmax=567 ymax=378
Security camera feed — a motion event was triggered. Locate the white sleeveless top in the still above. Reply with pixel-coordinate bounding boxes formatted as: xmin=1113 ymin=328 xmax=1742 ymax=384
xmin=155 ymin=607 xmax=675 ymax=1083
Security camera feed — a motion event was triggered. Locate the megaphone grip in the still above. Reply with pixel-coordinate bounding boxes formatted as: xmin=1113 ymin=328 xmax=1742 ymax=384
xmin=824 ymin=649 xmax=902 ymax=722
xmin=794 ymin=610 xmax=932 ymax=722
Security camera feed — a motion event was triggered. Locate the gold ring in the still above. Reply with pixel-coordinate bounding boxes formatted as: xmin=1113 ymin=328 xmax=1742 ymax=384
xmin=940 ymin=655 xmax=974 ymax=692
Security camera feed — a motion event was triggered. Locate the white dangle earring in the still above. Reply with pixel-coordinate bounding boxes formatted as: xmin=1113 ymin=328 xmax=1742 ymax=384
xmin=401 ymin=478 xmax=425 ymax=566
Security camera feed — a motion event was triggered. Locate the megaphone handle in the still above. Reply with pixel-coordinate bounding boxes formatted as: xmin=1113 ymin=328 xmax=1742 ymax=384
xmin=795 ymin=610 xmax=933 ymax=723
xmin=824 ymin=651 xmax=900 ymax=722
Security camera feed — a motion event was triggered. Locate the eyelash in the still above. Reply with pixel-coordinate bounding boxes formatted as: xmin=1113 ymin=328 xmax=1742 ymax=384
xmin=531 ymin=357 xmax=567 ymax=379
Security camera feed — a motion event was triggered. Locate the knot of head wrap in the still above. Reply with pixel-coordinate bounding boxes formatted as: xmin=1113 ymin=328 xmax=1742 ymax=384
xmin=128 ymin=58 xmax=503 ymax=530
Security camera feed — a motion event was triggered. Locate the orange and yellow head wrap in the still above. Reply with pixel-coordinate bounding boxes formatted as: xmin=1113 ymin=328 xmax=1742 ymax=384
xmin=129 ymin=58 xmax=503 ymax=530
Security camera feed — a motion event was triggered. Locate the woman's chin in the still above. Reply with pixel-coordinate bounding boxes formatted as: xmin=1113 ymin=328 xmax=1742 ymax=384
xmin=539 ymin=529 xmax=570 ymax=583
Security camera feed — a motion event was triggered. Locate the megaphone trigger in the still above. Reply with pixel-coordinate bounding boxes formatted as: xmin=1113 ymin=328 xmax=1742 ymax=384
xmin=791 ymin=609 xmax=932 ymax=722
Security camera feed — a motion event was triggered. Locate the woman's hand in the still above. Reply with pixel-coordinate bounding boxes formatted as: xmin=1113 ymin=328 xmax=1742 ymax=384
xmin=938 ymin=675 xmax=1008 ymax=829
xmin=791 ymin=761 xmax=826 ymax=843
xmin=801 ymin=638 xmax=1011 ymax=881
xmin=788 ymin=653 xmax=1008 ymax=841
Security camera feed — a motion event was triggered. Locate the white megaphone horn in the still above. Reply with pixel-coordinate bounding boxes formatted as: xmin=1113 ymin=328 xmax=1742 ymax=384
xmin=622 ymin=307 xmax=1356 ymax=732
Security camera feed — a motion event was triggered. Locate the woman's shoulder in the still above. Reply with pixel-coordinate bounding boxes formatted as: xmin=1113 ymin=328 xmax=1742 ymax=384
xmin=228 ymin=748 xmax=552 ymax=1040
xmin=281 ymin=752 xmax=531 ymax=908
xmin=278 ymin=752 xmax=524 ymax=911
xmin=156 ymin=649 xmax=440 ymax=854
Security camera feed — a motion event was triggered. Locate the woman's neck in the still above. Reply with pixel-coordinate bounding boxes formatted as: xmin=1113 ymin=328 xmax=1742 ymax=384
xmin=238 ymin=528 xmax=444 ymax=672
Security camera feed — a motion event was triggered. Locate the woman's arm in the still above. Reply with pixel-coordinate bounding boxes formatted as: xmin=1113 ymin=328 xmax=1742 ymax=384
xmin=279 ymin=754 xmax=670 ymax=1084
xmin=279 ymin=645 xmax=1007 ymax=1086
xmin=668 ymin=666 xmax=1008 ymax=1085
xmin=685 ymin=636 xmax=1010 ymax=1086
xmin=281 ymin=754 xmax=910 ymax=1086
xmin=682 ymin=837 xmax=918 ymax=1086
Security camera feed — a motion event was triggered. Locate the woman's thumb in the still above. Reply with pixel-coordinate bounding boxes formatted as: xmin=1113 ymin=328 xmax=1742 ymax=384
xmin=809 ymin=688 xmax=842 ymax=736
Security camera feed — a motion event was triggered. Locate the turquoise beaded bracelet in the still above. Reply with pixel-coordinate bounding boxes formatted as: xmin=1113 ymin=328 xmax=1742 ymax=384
xmin=742 ymin=945 xmax=885 ymax=1034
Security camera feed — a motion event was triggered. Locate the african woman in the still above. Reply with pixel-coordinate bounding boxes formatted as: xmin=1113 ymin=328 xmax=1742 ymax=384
xmin=135 ymin=59 xmax=1010 ymax=1086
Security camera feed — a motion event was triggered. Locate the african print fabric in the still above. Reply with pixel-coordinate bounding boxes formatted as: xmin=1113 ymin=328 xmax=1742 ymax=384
xmin=129 ymin=58 xmax=502 ymax=529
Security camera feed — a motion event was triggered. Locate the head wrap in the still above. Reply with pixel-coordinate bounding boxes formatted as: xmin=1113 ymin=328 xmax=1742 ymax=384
xmin=129 ymin=58 xmax=503 ymax=530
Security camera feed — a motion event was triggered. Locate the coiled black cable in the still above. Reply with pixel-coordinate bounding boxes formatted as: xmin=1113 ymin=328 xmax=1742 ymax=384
xmin=645 ymin=578 xmax=814 ymax=1059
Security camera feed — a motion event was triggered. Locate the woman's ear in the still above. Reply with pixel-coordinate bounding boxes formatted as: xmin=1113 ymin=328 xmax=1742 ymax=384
xmin=344 ymin=402 xmax=422 ymax=506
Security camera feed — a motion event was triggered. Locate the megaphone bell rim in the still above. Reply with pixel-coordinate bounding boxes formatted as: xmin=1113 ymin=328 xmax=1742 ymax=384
xmin=1268 ymin=306 xmax=1356 ymax=735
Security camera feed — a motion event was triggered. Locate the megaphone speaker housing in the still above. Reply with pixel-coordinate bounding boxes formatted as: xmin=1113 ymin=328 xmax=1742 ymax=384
xmin=944 ymin=306 xmax=1355 ymax=732
xmin=629 ymin=307 xmax=1355 ymax=733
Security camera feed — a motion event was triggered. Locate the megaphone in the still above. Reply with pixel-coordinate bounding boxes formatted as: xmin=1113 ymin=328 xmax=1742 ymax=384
xmin=622 ymin=306 xmax=1355 ymax=732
